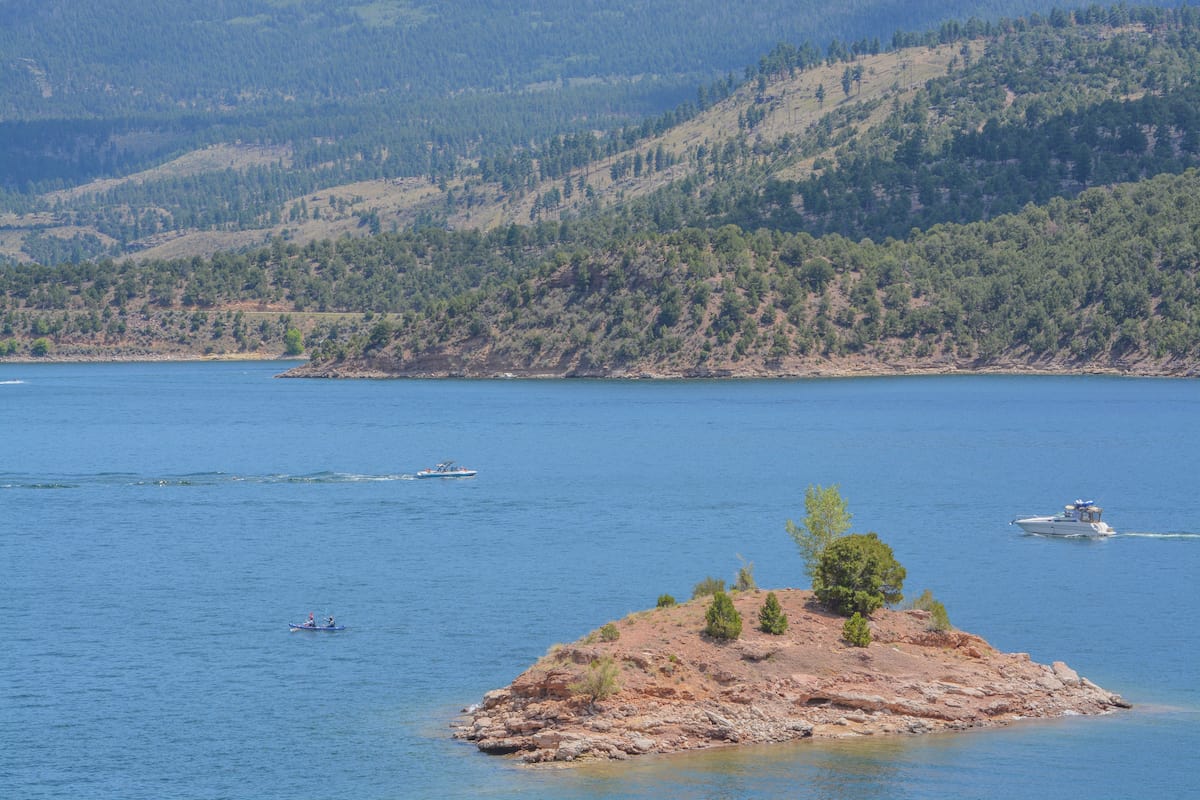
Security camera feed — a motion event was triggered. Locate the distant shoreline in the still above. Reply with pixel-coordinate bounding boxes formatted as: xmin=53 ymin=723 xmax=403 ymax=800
xmin=275 ymin=356 xmax=1200 ymax=380
xmin=2 ymin=352 xmax=1198 ymax=379
xmin=0 ymin=353 xmax=303 ymax=366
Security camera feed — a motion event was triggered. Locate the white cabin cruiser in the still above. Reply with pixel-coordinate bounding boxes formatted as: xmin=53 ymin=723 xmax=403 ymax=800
xmin=1013 ymin=500 xmax=1115 ymax=537
xmin=416 ymin=461 xmax=477 ymax=479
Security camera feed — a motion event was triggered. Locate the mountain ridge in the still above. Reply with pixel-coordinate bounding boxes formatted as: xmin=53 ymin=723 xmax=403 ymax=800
xmin=5 ymin=9 xmax=1200 ymax=378
xmin=2 ymin=4 xmax=1185 ymax=264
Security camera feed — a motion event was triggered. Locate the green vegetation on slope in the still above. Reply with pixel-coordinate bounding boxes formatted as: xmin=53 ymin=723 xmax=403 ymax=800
xmin=291 ymin=169 xmax=1200 ymax=375
xmin=0 ymin=2 xmax=1183 ymax=263
xmin=5 ymin=168 xmax=1200 ymax=371
xmin=617 ymin=7 xmax=1200 ymax=241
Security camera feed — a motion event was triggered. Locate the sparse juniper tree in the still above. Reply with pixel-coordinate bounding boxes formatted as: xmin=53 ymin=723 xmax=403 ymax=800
xmin=815 ymin=532 xmax=906 ymax=616
xmin=786 ymin=484 xmax=851 ymax=583
xmin=758 ymin=591 xmax=788 ymax=634
xmin=704 ymin=591 xmax=742 ymax=640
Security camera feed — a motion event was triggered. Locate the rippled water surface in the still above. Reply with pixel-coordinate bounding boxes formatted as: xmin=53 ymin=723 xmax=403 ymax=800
xmin=3 ymin=362 xmax=1198 ymax=798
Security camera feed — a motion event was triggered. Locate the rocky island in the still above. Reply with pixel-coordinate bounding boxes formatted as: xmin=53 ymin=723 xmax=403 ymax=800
xmin=453 ymin=589 xmax=1129 ymax=764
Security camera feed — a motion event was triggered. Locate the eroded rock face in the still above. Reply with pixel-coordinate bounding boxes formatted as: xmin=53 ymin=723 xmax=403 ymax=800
xmin=451 ymin=590 xmax=1129 ymax=764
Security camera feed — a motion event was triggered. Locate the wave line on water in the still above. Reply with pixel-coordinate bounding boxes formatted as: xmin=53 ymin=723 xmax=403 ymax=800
xmin=1117 ymin=532 xmax=1200 ymax=540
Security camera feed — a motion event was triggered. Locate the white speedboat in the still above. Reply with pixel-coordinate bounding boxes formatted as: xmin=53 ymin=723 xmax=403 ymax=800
xmin=1013 ymin=500 xmax=1115 ymax=536
xmin=416 ymin=461 xmax=477 ymax=479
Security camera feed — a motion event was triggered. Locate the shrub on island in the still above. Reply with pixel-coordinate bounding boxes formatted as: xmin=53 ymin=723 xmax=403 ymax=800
xmin=842 ymin=612 xmax=871 ymax=647
xmin=704 ymin=591 xmax=743 ymax=640
xmin=734 ymin=560 xmax=756 ymax=591
xmin=758 ymin=591 xmax=788 ymax=635
xmin=911 ymin=589 xmax=952 ymax=631
xmin=570 ymin=656 xmax=620 ymax=710
xmin=692 ymin=576 xmax=726 ymax=599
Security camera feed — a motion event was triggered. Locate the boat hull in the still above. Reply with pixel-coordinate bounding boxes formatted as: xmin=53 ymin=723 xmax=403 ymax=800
xmin=416 ymin=470 xmax=476 ymax=478
xmin=1014 ymin=518 xmax=1115 ymax=537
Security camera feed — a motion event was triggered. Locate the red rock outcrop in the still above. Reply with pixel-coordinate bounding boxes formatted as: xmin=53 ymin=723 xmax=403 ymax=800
xmin=452 ymin=590 xmax=1129 ymax=763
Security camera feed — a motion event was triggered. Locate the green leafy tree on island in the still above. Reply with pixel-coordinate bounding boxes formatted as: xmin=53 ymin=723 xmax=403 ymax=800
xmin=786 ymin=484 xmax=851 ymax=582
xmin=283 ymin=327 xmax=304 ymax=356
xmin=814 ymin=532 xmax=906 ymax=617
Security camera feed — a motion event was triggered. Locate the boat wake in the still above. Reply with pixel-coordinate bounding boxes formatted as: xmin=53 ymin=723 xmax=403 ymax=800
xmin=0 ymin=480 xmax=77 ymax=490
xmin=0 ymin=471 xmax=413 ymax=489
xmin=1115 ymin=532 xmax=1200 ymax=540
xmin=0 ymin=379 xmax=24 ymax=385
xmin=265 ymin=472 xmax=408 ymax=484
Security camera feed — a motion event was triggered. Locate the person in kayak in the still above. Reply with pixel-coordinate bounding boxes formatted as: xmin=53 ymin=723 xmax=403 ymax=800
xmin=306 ymin=613 xmax=315 ymax=628
xmin=326 ymin=616 xmax=335 ymax=627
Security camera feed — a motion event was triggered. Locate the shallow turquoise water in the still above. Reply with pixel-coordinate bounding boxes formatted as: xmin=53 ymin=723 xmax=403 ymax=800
xmin=3 ymin=363 xmax=1197 ymax=798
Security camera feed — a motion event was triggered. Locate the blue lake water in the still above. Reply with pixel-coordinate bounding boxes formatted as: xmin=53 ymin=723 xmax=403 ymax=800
xmin=2 ymin=362 xmax=1198 ymax=799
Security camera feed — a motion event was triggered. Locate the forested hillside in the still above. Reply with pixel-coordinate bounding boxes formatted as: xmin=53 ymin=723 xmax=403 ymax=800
xmin=5 ymin=167 xmax=1198 ymax=374
xmin=0 ymin=0 xmax=1178 ymax=264
xmin=641 ymin=11 xmax=1200 ymax=240
xmin=3 ymin=7 xmax=1200 ymax=377
xmin=286 ymin=169 xmax=1200 ymax=377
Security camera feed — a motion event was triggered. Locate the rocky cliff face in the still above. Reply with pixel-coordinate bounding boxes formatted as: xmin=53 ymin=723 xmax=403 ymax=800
xmin=452 ymin=590 xmax=1129 ymax=764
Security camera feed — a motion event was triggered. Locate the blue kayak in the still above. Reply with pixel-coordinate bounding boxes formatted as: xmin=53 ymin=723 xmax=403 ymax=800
xmin=289 ymin=623 xmax=345 ymax=631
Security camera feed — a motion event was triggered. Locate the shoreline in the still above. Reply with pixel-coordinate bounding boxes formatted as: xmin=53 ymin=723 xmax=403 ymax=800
xmin=276 ymin=348 xmax=1200 ymax=380
xmin=279 ymin=363 xmax=1200 ymax=380
xmin=2 ymin=350 xmax=1198 ymax=379
xmin=0 ymin=354 xmax=1196 ymax=379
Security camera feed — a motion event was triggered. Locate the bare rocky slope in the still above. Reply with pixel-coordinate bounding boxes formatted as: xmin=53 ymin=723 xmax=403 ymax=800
xmin=278 ymin=349 xmax=1200 ymax=380
xmin=452 ymin=589 xmax=1130 ymax=764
